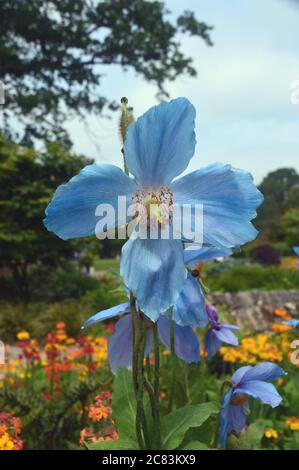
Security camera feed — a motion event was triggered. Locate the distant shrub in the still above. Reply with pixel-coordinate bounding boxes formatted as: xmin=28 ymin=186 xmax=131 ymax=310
xmin=206 ymin=265 xmax=299 ymax=292
xmin=31 ymin=268 xmax=99 ymax=303
xmin=251 ymin=244 xmax=281 ymax=266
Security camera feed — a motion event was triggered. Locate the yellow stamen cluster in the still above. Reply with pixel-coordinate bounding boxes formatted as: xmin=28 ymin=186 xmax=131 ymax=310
xmin=131 ymin=186 xmax=173 ymax=229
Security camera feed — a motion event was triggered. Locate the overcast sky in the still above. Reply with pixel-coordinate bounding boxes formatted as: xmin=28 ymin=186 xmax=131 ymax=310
xmin=65 ymin=0 xmax=299 ymax=184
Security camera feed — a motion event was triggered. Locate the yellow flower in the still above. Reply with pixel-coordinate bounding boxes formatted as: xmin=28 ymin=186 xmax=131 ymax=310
xmin=0 ymin=432 xmax=14 ymax=450
xmin=17 ymin=331 xmax=30 ymax=341
xmin=220 ymin=333 xmax=283 ymax=364
xmin=264 ymin=428 xmax=278 ymax=439
xmin=286 ymin=417 xmax=299 ymax=431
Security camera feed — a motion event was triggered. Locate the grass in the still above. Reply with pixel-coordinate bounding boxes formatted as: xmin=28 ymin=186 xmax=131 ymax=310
xmin=93 ymin=258 xmax=120 ymax=272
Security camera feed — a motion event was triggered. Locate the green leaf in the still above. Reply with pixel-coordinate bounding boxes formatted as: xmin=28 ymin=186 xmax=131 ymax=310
xmin=87 ymin=439 xmax=139 ymax=450
xmin=182 ymin=441 xmax=215 ymax=450
xmin=228 ymin=419 xmax=272 ymax=450
xmin=161 ymin=402 xmax=220 ymax=450
xmin=112 ymin=368 xmax=137 ymax=442
xmin=284 ymin=433 xmax=299 ymax=450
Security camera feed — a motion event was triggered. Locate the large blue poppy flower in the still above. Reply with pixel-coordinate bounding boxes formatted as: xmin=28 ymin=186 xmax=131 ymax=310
xmin=219 ymin=362 xmax=286 ymax=448
xmin=82 ymin=303 xmax=200 ymax=374
xmin=205 ymin=304 xmax=240 ymax=359
xmin=44 ymin=98 xmax=263 ymax=320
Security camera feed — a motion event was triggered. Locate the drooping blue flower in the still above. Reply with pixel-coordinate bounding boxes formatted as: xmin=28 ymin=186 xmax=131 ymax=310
xmin=44 ymin=98 xmax=263 ymax=320
xmin=205 ymin=304 xmax=240 ymax=359
xmin=171 ymin=272 xmax=207 ymax=328
xmin=219 ymin=362 xmax=286 ymax=448
xmin=282 ymin=319 xmax=299 ymax=328
xmin=82 ymin=303 xmax=200 ymax=374
xmin=170 ymin=246 xmax=232 ymax=327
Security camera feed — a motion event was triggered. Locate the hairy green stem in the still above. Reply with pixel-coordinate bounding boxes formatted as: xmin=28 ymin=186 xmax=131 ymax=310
xmin=168 ymin=307 xmax=176 ymax=412
xmin=130 ymin=295 xmax=145 ymax=449
xmin=153 ymin=322 xmax=161 ymax=448
xmin=130 ymin=295 xmax=152 ymax=449
xmin=137 ymin=313 xmax=151 ymax=449
xmin=145 ymin=355 xmax=152 ymax=382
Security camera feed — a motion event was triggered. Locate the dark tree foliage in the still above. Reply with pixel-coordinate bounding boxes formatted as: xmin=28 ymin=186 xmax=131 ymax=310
xmin=0 ymin=136 xmax=93 ymax=301
xmin=256 ymin=168 xmax=299 ymax=230
xmin=0 ymin=0 xmax=213 ymax=143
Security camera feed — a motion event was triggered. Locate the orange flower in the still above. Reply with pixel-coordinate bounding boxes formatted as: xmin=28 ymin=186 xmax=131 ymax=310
xmin=273 ymin=309 xmax=291 ymax=320
xmin=272 ymin=323 xmax=292 ymax=333
xmin=56 ymin=322 xmax=66 ymax=330
xmin=88 ymin=404 xmax=111 ymax=423
xmin=80 ymin=428 xmax=90 ymax=446
xmin=0 ymin=425 xmax=7 ymax=437
xmin=286 ymin=416 xmax=299 ymax=431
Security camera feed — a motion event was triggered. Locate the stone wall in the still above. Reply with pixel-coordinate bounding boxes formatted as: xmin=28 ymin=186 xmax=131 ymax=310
xmin=208 ymin=290 xmax=299 ymax=331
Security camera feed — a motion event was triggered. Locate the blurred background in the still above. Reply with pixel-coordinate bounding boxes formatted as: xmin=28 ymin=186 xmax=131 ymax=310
xmin=0 ymin=0 xmax=299 ymax=450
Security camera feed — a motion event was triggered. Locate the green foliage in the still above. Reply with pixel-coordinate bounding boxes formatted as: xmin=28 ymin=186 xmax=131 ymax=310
xmin=284 ymin=185 xmax=299 ymax=211
xmin=279 ymin=208 xmax=299 ymax=248
xmin=0 ymin=375 xmax=104 ymax=449
xmin=81 ymin=275 xmax=126 ymax=312
xmin=181 ymin=441 xmax=212 ymax=450
xmin=87 ymin=438 xmax=139 ymax=450
xmin=206 ymin=265 xmax=299 ymax=292
xmin=255 ymin=167 xmax=299 ymax=248
xmin=227 ymin=419 xmax=272 ymax=450
xmin=0 ymin=0 xmax=212 ymax=142
xmin=112 ymin=368 xmax=137 ymax=442
xmin=0 ymin=137 xmax=92 ymax=301
xmin=161 ymin=402 xmax=219 ymax=450
xmin=31 ymin=267 xmax=99 ymax=303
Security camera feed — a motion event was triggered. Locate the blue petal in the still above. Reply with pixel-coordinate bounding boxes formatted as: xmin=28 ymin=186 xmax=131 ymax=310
xmin=294 ymin=246 xmax=299 ymax=256
xmin=171 ymin=163 xmax=264 ymax=248
xmin=219 ymin=389 xmax=233 ymax=448
xmin=228 ymin=403 xmax=247 ymax=434
xmin=232 ymin=366 xmax=253 ymax=385
xmin=205 ymin=329 xmax=222 ymax=359
xmin=213 ymin=326 xmax=239 ymax=346
xmin=44 ymin=163 xmax=137 ymax=240
xmin=240 ymin=362 xmax=286 ymax=384
xmin=235 ymin=380 xmax=283 ymax=407
xmin=222 ymin=324 xmax=240 ymax=330
xmin=157 ymin=316 xmax=200 ymax=363
xmin=172 ymin=273 xmax=207 ymax=327
xmin=120 ymin=237 xmax=187 ymax=321
xmin=108 ymin=315 xmax=153 ymax=374
xmin=82 ymin=302 xmax=130 ymax=328
xmin=124 ymin=98 xmax=196 ymax=185
xmin=184 ymin=246 xmax=232 ymax=268
xmin=282 ymin=319 xmax=299 ymax=328
xmin=206 ymin=304 xmax=219 ymax=323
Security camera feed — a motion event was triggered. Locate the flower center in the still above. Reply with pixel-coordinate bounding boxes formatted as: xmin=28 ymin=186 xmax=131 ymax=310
xmin=230 ymin=393 xmax=249 ymax=406
xmin=131 ymin=186 xmax=173 ymax=228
